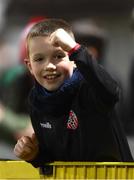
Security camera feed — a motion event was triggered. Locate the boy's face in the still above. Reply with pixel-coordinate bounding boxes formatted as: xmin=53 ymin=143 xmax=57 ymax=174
xmin=25 ymin=36 xmax=74 ymax=91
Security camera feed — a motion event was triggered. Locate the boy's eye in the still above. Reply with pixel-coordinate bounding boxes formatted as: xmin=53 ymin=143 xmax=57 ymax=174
xmin=55 ymin=54 xmax=65 ymax=59
xmin=34 ymin=57 xmax=44 ymax=61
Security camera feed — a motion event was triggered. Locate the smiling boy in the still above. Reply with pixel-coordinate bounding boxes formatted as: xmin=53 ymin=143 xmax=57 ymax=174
xmin=14 ymin=18 xmax=133 ymax=168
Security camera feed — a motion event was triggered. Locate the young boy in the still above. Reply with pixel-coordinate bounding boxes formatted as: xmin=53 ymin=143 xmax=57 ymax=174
xmin=14 ymin=18 xmax=133 ymax=168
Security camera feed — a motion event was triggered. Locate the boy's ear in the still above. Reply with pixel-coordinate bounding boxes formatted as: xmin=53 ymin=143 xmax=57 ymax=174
xmin=24 ymin=58 xmax=33 ymax=75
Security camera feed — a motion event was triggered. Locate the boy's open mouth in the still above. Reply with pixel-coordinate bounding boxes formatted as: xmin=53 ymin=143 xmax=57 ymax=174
xmin=44 ymin=73 xmax=60 ymax=80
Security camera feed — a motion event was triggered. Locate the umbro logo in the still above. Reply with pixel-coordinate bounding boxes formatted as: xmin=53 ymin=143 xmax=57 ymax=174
xmin=40 ymin=122 xmax=52 ymax=129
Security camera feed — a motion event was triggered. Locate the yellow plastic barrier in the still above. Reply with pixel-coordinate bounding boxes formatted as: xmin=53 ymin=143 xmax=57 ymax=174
xmin=0 ymin=161 xmax=134 ymax=179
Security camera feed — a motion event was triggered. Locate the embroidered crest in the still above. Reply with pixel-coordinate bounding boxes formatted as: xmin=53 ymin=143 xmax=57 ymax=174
xmin=67 ymin=110 xmax=78 ymax=130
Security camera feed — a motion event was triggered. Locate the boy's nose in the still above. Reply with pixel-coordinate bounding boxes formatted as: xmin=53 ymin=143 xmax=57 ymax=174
xmin=45 ymin=63 xmax=56 ymax=71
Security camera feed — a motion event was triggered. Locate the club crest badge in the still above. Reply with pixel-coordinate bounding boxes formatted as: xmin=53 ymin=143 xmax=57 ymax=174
xmin=67 ymin=110 xmax=78 ymax=130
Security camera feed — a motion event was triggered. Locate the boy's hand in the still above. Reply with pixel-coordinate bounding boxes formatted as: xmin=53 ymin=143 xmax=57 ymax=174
xmin=50 ymin=28 xmax=77 ymax=52
xmin=14 ymin=133 xmax=39 ymax=161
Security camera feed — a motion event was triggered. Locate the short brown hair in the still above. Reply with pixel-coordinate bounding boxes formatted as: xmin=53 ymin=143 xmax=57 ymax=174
xmin=26 ymin=18 xmax=74 ymax=58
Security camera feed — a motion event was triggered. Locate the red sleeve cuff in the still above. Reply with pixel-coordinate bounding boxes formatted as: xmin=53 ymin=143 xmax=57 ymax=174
xmin=68 ymin=43 xmax=81 ymax=56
